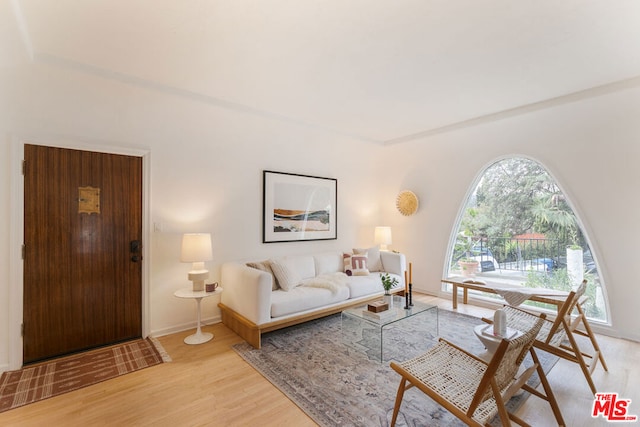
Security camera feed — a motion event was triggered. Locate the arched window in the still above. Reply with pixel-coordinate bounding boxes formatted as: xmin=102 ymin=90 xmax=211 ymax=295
xmin=445 ymin=157 xmax=608 ymax=322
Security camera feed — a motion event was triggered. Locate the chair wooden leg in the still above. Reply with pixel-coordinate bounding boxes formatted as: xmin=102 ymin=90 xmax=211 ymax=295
xmin=528 ymin=348 xmax=566 ymax=426
xmin=565 ymin=324 xmax=598 ymax=394
xmin=576 ymin=304 xmax=608 ymax=371
xmin=391 ymin=378 xmax=408 ymax=427
xmin=491 ymin=379 xmax=513 ymax=426
xmin=507 ymin=412 xmax=532 ymax=427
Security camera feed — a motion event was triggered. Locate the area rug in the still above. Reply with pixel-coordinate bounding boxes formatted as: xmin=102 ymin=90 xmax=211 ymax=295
xmin=0 ymin=337 xmax=170 ymax=413
xmin=233 ymin=309 xmax=558 ymax=427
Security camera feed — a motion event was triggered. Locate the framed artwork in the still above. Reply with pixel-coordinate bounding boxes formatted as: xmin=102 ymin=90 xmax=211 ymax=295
xmin=263 ymin=170 xmax=337 ymax=243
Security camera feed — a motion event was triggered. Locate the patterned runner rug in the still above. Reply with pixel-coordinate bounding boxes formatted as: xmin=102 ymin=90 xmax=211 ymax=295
xmin=233 ymin=309 xmax=558 ymax=427
xmin=0 ymin=337 xmax=170 ymax=413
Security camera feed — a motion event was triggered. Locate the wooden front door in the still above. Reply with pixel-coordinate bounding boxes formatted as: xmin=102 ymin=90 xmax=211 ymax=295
xmin=23 ymin=144 xmax=143 ymax=364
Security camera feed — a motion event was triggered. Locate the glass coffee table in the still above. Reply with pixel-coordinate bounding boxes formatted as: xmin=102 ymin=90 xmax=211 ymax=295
xmin=341 ymin=295 xmax=438 ymax=362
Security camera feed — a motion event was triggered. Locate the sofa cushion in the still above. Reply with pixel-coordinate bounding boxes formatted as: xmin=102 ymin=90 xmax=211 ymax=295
xmin=269 ymin=255 xmax=316 ymax=291
xmin=270 ymin=286 xmax=350 ymax=318
xmin=354 ymin=247 xmax=383 ymax=272
xmin=246 ymin=260 xmax=279 ymax=291
xmin=314 ymin=252 xmax=343 ymax=275
xmin=300 ymin=272 xmax=349 ymax=293
xmin=343 ymin=252 xmax=369 ymax=276
xmin=347 ymin=273 xmax=386 ymax=299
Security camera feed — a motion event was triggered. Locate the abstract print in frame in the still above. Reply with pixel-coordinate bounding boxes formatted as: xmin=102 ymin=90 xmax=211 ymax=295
xmin=263 ymin=171 xmax=337 ymax=243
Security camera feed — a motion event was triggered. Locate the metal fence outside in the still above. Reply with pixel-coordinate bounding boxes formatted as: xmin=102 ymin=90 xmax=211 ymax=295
xmin=473 ymin=237 xmax=570 ymax=273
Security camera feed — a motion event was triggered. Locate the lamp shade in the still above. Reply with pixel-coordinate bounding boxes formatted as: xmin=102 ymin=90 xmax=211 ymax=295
xmin=180 ymin=233 xmax=213 ymax=263
xmin=374 ymin=226 xmax=392 ymax=246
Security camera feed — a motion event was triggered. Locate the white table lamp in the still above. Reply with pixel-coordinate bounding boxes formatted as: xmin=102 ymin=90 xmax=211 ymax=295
xmin=180 ymin=233 xmax=213 ymax=292
xmin=375 ymin=226 xmax=392 ymax=251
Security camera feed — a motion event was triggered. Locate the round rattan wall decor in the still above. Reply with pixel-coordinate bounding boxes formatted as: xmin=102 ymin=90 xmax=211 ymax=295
xmin=396 ymin=190 xmax=419 ymax=216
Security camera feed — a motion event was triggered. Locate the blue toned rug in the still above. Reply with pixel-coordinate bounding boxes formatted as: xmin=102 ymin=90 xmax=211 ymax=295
xmin=233 ymin=309 xmax=557 ymax=427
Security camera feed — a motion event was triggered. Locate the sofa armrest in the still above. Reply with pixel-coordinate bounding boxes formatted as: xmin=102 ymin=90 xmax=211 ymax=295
xmin=380 ymin=251 xmax=407 ymax=282
xmin=221 ymin=262 xmax=273 ymax=325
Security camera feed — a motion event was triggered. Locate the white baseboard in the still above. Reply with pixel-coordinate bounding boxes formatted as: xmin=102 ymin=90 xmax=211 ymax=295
xmin=150 ymin=315 xmax=221 ymax=338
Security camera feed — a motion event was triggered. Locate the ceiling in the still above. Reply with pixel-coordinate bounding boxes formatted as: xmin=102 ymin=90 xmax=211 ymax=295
xmin=6 ymin=0 xmax=640 ymax=144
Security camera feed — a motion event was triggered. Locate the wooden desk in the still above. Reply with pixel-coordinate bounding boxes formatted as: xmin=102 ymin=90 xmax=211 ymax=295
xmin=442 ymin=278 xmax=569 ymax=310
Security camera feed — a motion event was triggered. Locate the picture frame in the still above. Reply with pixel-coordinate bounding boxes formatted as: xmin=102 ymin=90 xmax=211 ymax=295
xmin=263 ymin=170 xmax=337 ymax=243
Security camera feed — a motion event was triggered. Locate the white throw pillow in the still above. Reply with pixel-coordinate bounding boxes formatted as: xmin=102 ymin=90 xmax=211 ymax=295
xmin=354 ymin=247 xmax=382 ymax=272
xmin=269 ymin=258 xmax=303 ymax=291
xmin=343 ymin=252 xmax=369 ymax=276
xmin=314 ymin=252 xmax=343 ymax=275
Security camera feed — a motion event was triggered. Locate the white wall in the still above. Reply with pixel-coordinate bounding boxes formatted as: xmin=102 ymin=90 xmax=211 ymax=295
xmin=0 ymin=60 xmax=385 ymax=370
xmin=1 ymin=48 xmax=639 ymax=373
xmin=381 ymin=85 xmax=640 ymax=342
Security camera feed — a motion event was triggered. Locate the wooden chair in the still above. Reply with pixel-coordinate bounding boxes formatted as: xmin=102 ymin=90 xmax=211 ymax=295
xmin=486 ymin=280 xmax=607 ymax=395
xmin=389 ymin=312 xmax=565 ymax=426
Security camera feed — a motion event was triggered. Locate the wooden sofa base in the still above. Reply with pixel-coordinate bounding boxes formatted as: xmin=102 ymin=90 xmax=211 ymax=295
xmin=219 ymin=295 xmax=391 ymax=349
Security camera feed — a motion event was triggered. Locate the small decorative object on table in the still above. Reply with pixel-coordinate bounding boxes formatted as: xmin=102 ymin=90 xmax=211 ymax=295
xmin=380 ymin=272 xmax=399 ymax=307
xmin=408 ymin=262 xmax=413 ymax=306
xmin=404 ymin=271 xmax=410 ymax=309
xmin=493 ymin=308 xmax=507 ymax=336
xmin=368 ymin=300 xmax=389 ymax=313
xmin=381 ymin=272 xmax=399 ymax=293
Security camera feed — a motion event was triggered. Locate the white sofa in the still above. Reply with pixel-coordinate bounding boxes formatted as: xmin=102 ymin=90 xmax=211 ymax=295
xmin=219 ymin=249 xmax=406 ymax=348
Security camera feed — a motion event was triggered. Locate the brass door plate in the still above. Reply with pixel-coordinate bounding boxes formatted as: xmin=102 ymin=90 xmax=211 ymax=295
xmin=78 ymin=186 xmax=101 ymax=214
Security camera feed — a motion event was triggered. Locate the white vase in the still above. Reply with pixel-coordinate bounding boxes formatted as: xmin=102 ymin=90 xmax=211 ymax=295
xmin=383 ymin=294 xmax=394 ymax=307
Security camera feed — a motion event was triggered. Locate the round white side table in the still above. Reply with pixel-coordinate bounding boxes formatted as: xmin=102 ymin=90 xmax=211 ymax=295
xmin=174 ymin=287 xmax=223 ymax=345
xmin=473 ymin=323 xmax=527 ymax=393
xmin=473 ymin=324 xmax=523 ymax=361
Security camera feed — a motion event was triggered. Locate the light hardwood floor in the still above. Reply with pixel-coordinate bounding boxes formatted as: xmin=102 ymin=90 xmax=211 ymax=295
xmin=0 ymin=294 xmax=637 ymax=426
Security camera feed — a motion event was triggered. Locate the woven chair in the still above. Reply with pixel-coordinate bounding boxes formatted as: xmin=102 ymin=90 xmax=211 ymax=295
xmin=389 ymin=312 xmax=565 ymax=426
xmin=485 ymin=280 xmax=607 ymax=395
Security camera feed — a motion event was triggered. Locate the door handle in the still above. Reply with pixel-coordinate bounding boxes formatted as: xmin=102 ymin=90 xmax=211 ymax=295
xmin=130 ymin=240 xmax=142 ymax=262
xmin=130 ymin=240 xmax=141 ymax=253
